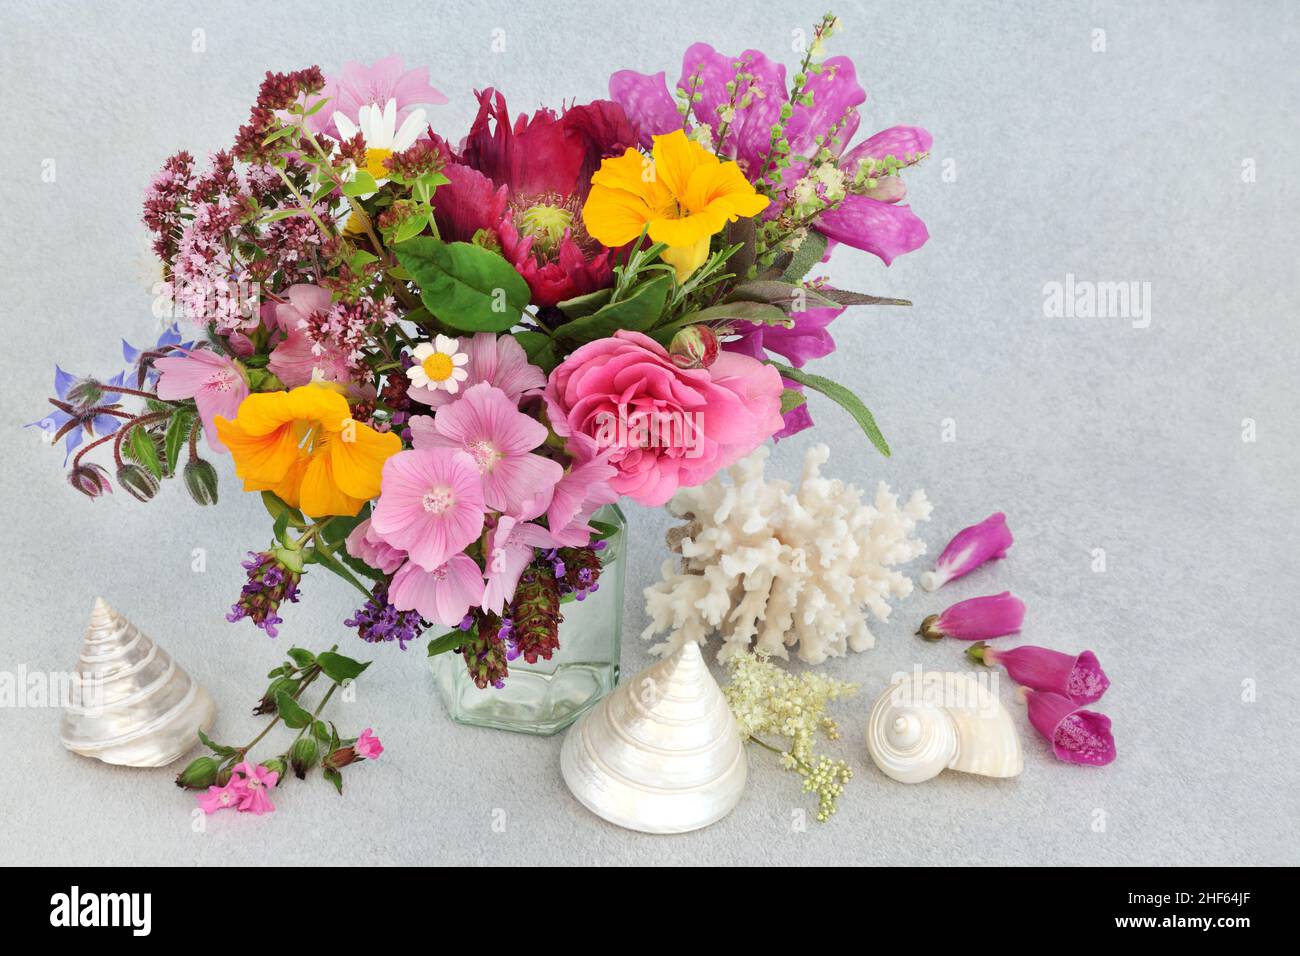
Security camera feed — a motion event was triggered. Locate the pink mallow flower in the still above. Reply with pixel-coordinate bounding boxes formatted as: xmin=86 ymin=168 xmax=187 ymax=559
xmin=919 ymin=591 xmax=1025 ymax=641
xmin=235 ymin=760 xmax=279 ymax=815
xmin=969 ymin=643 xmax=1110 ymax=705
xmin=370 ymin=448 xmax=486 ymax=572
xmin=154 ymin=348 xmax=249 ymax=453
xmin=408 ymin=383 xmax=563 ymax=518
xmin=920 ymin=512 xmax=1013 ymax=591
xmin=355 ymin=728 xmax=384 ymax=760
xmin=1022 ymin=689 xmax=1116 ymax=767
xmin=407 ymin=332 xmax=546 ymax=409
xmin=389 ymin=553 xmax=484 ymax=627
xmin=544 ymin=331 xmax=785 ymax=506
xmin=306 ymin=55 xmax=447 ymax=140
xmin=482 ymin=515 xmax=556 ymax=615
xmin=547 ymin=434 xmax=619 ymax=547
xmin=345 ymin=517 xmax=407 ymax=574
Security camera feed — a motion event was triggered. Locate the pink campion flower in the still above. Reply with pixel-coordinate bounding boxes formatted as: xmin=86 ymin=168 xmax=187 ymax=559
xmin=345 ymin=517 xmax=407 ymax=574
xmin=1022 ymin=689 xmax=1116 ymax=767
xmin=407 ymin=332 xmax=547 ymax=409
xmin=196 ymin=776 xmax=246 ymax=815
xmin=408 ymin=383 xmax=564 ymax=518
xmin=918 ymin=591 xmax=1025 ymax=641
xmin=544 ymin=331 xmax=785 ymax=507
xmin=388 ymin=554 xmax=484 ymax=627
xmin=547 ymin=434 xmax=619 ymax=547
xmin=232 ymin=761 xmax=279 ymax=814
xmin=370 ymin=448 xmax=486 ymax=572
xmin=153 ymin=348 xmax=249 ymax=453
xmin=482 ymin=515 xmax=556 ymax=615
xmin=969 ymin=643 xmax=1110 ymax=706
xmin=306 ymin=55 xmax=447 ymax=140
xmin=920 ymin=512 xmax=1014 ymax=591
xmin=355 ymin=728 xmax=384 ymax=760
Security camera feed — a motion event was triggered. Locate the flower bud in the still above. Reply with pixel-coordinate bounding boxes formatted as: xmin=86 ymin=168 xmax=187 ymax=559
xmin=175 ymin=755 xmax=219 ymax=790
xmin=289 ymin=737 xmax=318 ymax=779
xmin=68 ymin=462 xmax=112 ymax=498
xmin=184 ymin=457 xmax=219 ymax=506
xmin=919 ymin=591 xmax=1024 ymax=641
xmin=116 ymin=463 xmax=160 ymax=502
xmin=260 ymin=757 xmax=287 ymax=778
xmin=668 ymin=324 xmax=720 ymax=369
xmin=324 ymin=746 xmax=358 ymax=770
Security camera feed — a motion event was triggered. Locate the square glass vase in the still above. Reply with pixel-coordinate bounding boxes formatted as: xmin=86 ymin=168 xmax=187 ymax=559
xmin=430 ymin=504 xmax=626 ymax=735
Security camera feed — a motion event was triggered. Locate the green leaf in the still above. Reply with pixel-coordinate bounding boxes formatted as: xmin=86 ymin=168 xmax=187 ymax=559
xmin=779 ymin=388 xmax=808 ymax=415
xmin=323 ymin=766 xmax=344 ymax=795
xmin=556 ymin=287 xmax=613 ymax=319
xmin=261 ymin=491 xmax=305 ymax=528
xmin=273 ymin=509 xmax=293 ymax=548
xmin=553 ymin=274 xmax=671 ymax=347
xmin=312 ymin=720 xmax=331 ymax=743
xmin=727 ymin=280 xmax=839 ymax=312
xmin=513 ymin=330 xmax=558 ymax=374
xmin=811 ymin=288 xmax=912 ymax=308
xmin=287 ymin=647 xmax=316 ymax=669
xmin=394 ymin=237 xmax=530 ymax=332
xmin=261 ymin=124 xmax=297 ymax=147
xmin=426 ymin=629 xmax=468 ymax=657
xmin=260 ymin=208 xmax=309 ymax=225
xmin=321 ymin=507 xmax=367 ymax=546
xmin=274 ymin=689 xmax=313 ymax=729
xmin=588 ymin=518 xmax=620 ymax=541
xmin=341 ymin=171 xmax=378 ymax=197
xmin=127 ymin=425 xmax=163 ymax=479
xmin=163 ymin=409 xmax=195 ymax=475
xmin=304 ymin=540 xmax=371 ymax=597
xmin=317 ymin=650 xmax=370 ymax=684
xmin=770 ymin=362 xmax=891 ymax=457
xmin=390 ymin=210 xmax=430 ymax=244
xmin=779 ymin=229 xmax=828 ymax=283
xmin=197 ymin=729 xmax=239 ymax=757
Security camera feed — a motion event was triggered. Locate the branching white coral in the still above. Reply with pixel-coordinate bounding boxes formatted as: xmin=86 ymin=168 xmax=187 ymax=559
xmin=642 ymin=444 xmax=932 ymax=664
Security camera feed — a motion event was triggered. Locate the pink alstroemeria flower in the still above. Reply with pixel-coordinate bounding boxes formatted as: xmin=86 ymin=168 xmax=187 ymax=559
xmin=408 ymin=383 xmax=564 ymax=518
xmin=154 ymin=348 xmax=249 ymax=453
xmin=355 ymin=728 xmax=384 ymax=760
xmin=233 ymin=760 xmax=279 ymax=814
xmin=388 ymin=554 xmax=483 ymax=628
xmin=919 ymin=591 xmax=1025 ymax=641
xmin=920 ymin=512 xmax=1014 ymax=591
xmin=196 ymin=776 xmax=246 ymax=815
xmin=1023 ymin=689 xmax=1116 ymax=767
xmin=969 ymin=643 xmax=1110 ymax=705
xmin=370 ymin=448 xmax=486 ymax=572
xmin=481 ymin=515 xmax=555 ymax=615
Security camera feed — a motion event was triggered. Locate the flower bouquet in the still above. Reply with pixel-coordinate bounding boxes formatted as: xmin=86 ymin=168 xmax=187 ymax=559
xmin=36 ymin=14 xmax=931 ymax=730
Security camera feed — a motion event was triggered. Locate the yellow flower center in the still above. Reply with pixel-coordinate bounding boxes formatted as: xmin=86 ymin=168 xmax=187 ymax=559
xmin=421 ymin=352 xmax=453 ymax=382
xmin=363 ymin=147 xmax=392 ymax=179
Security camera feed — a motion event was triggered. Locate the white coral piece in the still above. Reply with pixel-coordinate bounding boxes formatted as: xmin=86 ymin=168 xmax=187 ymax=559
xmin=642 ymin=444 xmax=932 ymax=664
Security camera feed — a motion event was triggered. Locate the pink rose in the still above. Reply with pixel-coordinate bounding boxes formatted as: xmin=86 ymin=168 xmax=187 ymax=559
xmin=544 ymin=331 xmax=784 ymax=506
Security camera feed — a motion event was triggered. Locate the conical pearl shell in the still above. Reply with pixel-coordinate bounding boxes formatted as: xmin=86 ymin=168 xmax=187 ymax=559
xmin=560 ymin=641 xmax=747 ymax=833
xmin=59 ymin=598 xmax=216 ymax=768
xmin=866 ymin=671 xmax=1022 ymax=784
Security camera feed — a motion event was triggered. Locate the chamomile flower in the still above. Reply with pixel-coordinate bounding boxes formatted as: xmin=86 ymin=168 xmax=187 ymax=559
xmin=333 ymin=98 xmax=427 ymax=184
xmin=407 ymin=335 xmax=469 ymax=394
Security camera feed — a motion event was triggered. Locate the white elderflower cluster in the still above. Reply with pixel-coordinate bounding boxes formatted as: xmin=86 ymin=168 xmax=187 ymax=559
xmin=642 ymin=444 xmax=932 ymax=663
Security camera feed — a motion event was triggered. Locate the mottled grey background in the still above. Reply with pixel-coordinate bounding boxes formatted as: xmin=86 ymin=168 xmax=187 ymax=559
xmin=1 ymin=0 xmax=1297 ymax=866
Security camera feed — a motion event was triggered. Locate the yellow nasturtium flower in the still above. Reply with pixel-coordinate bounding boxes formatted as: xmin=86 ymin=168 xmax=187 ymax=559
xmin=215 ymin=384 xmax=401 ymax=518
xmin=582 ymin=129 xmax=770 ymax=281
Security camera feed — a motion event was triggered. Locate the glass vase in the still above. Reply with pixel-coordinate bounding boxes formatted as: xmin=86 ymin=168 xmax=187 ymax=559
xmin=430 ymin=504 xmax=626 ymax=735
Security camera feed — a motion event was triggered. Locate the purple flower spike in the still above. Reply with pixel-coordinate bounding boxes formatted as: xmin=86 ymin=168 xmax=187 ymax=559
xmin=1023 ymin=690 xmax=1116 ymax=767
xmin=919 ymin=591 xmax=1025 ymax=641
xmin=920 ymin=513 xmax=1013 ymax=591
xmin=970 ymin=643 xmax=1110 ymax=705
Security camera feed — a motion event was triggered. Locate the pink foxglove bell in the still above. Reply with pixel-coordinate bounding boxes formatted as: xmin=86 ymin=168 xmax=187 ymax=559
xmin=920 ymin=512 xmax=1012 ymax=591
xmin=918 ymin=591 xmax=1025 ymax=641
xmin=1023 ymin=689 xmax=1116 ymax=766
xmin=969 ymin=643 xmax=1109 ymax=705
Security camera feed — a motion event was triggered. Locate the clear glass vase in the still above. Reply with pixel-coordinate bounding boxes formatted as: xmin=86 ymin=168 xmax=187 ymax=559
xmin=430 ymin=504 xmax=626 ymax=735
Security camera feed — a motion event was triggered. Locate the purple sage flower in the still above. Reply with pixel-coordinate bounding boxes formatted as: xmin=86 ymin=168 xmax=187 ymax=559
xmin=920 ymin=512 xmax=1013 ymax=591
xmin=345 ymin=582 xmax=426 ymax=650
xmin=969 ymin=643 xmax=1110 ymax=705
xmin=1023 ymin=689 xmax=1116 ymax=767
xmin=227 ymin=551 xmax=302 ymax=638
xmin=919 ymin=591 xmax=1025 ymax=641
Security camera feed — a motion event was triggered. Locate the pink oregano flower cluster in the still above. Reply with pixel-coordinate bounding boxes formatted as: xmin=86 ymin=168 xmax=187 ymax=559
xmin=919 ymin=513 xmax=1117 ymax=767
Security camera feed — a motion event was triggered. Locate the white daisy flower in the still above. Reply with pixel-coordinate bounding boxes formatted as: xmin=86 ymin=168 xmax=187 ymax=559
xmin=407 ymin=335 xmax=469 ymax=393
xmin=333 ymin=98 xmax=427 ymax=186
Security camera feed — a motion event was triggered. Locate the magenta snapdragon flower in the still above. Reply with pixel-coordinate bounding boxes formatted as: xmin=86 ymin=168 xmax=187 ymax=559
xmin=1023 ymin=690 xmax=1116 ymax=767
xmin=919 ymin=592 xmax=1025 ymax=641
xmin=970 ymin=643 xmax=1110 ymax=705
xmin=920 ymin=513 xmax=1014 ymax=591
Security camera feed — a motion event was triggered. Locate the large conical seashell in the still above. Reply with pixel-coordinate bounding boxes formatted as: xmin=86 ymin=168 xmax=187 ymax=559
xmin=561 ymin=641 xmax=747 ymax=833
xmin=59 ymin=598 xmax=216 ymax=768
xmin=866 ymin=670 xmax=1022 ymax=784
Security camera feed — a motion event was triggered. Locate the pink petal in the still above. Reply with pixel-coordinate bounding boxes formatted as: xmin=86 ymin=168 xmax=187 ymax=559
xmin=390 ymin=554 xmax=483 ymax=627
xmin=816 ymin=195 xmax=930 ymax=266
xmin=609 ymin=70 xmax=680 ymax=149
